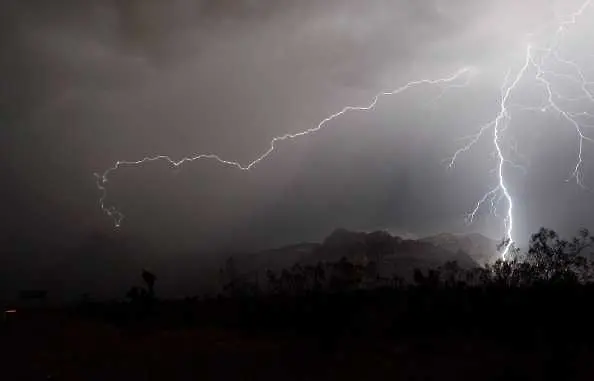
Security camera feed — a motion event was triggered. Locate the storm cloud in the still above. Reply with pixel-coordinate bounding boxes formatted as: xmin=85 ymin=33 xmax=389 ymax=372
xmin=2 ymin=0 xmax=593 ymax=296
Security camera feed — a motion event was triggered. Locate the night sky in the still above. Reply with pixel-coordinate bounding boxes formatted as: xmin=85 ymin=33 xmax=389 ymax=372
xmin=2 ymin=0 xmax=593 ymax=297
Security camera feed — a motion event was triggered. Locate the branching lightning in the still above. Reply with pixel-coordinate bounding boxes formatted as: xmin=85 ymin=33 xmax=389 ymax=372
xmin=447 ymin=0 xmax=594 ymax=259
xmin=96 ymin=67 xmax=473 ymax=227
xmin=96 ymin=0 xmax=594 ymax=261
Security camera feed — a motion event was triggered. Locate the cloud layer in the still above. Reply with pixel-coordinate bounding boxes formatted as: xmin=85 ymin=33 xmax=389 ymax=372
xmin=2 ymin=0 xmax=594 ymax=296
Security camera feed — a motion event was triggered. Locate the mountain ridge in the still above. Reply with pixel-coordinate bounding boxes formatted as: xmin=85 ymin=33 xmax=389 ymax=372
xmin=420 ymin=232 xmax=500 ymax=265
xmin=231 ymin=229 xmax=487 ymax=281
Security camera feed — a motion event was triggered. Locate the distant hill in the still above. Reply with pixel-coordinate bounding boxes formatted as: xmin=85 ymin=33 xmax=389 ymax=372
xmin=231 ymin=229 xmax=479 ymax=282
xmin=420 ymin=232 xmax=500 ymax=265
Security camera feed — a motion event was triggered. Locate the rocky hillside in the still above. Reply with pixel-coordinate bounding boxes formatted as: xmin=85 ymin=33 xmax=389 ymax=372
xmin=231 ymin=229 xmax=479 ymax=281
xmin=420 ymin=232 xmax=500 ymax=265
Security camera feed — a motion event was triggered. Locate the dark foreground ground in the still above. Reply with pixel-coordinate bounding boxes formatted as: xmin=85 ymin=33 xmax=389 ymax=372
xmin=2 ymin=287 xmax=594 ymax=380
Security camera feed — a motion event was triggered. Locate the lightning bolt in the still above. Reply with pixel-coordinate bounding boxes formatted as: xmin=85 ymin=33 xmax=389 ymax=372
xmin=96 ymin=67 xmax=473 ymax=227
xmin=96 ymin=0 xmax=594 ymax=263
xmin=448 ymin=0 xmax=594 ymax=259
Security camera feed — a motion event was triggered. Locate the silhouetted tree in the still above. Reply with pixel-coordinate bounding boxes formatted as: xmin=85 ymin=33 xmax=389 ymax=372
xmin=522 ymin=228 xmax=592 ymax=284
xmin=365 ymin=231 xmax=393 ymax=274
xmin=440 ymin=260 xmax=462 ymax=287
xmin=311 ymin=262 xmax=326 ymax=291
xmin=126 ymin=286 xmax=141 ymax=302
xmin=413 ymin=268 xmax=424 ymax=286
xmin=412 ymin=268 xmax=441 ymax=288
xmin=142 ymin=269 xmax=157 ymax=296
xmin=266 ymin=269 xmax=280 ymax=294
xmin=329 ymin=257 xmax=364 ymax=292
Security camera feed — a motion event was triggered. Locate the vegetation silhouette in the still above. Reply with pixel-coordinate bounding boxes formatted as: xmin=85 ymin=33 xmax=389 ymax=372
xmin=142 ymin=269 xmax=157 ymax=296
xmin=58 ymin=227 xmax=594 ymax=380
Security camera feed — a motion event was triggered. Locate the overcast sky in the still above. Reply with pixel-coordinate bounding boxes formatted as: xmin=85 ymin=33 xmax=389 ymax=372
xmin=2 ymin=0 xmax=593 ymax=296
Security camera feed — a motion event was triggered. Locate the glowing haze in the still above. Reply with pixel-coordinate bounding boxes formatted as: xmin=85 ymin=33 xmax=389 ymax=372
xmin=96 ymin=67 xmax=475 ymax=227
xmin=95 ymin=0 xmax=594 ymax=259
xmin=3 ymin=0 xmax=594 ymax=270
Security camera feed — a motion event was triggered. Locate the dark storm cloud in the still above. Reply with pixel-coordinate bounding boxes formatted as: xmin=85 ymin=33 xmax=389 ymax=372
xmin=2 ymin=0 xmax=593 ymax=297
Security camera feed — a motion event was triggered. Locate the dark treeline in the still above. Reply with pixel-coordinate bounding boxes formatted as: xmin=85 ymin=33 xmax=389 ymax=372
xmin=6 ymin=227 xmax=594 ymax=380
xmin=219 ymin=227 xmax=594 ymax=295
xmin=75 ymin=227 xmax=594 ymax=338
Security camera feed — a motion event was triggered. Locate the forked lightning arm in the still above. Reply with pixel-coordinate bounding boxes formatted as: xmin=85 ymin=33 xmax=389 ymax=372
xmin=95 ymin=67 xmax=473 ymax=227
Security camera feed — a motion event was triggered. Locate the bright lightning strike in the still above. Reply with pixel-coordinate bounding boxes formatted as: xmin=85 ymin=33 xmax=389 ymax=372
xmin=96 ymin=67 xmax=473 ymax=227
xmin=449 ymin=0 xmax=594 ymax=259
xmin=96 ymin=1 xmax=594 ymax=263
